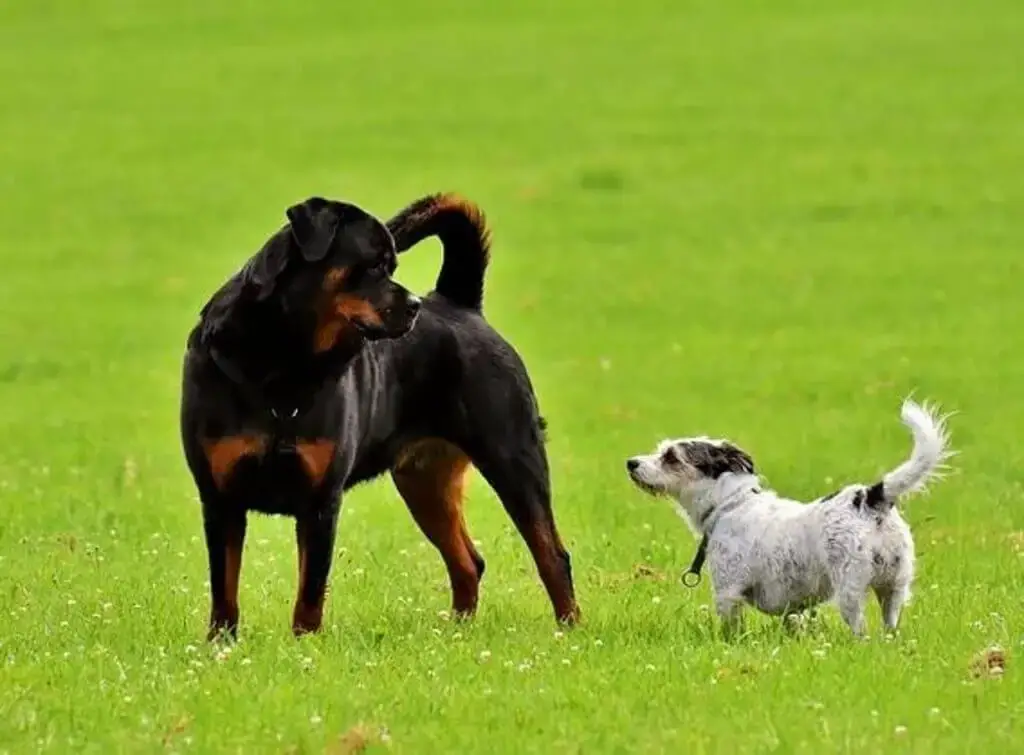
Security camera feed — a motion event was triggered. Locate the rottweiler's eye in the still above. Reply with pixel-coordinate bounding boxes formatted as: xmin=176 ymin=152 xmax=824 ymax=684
xmin=661 ymin=447 xmax=680 ymax=465
xmin=368 ymin=262 xmax=387 ymax=276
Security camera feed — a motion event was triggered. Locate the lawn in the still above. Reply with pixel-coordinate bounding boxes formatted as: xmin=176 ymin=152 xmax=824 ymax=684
xmin=1 ymin=0 xmax=1023 ymax=752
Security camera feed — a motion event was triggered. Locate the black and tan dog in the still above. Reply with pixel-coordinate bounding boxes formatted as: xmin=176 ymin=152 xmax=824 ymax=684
xmin=180 ymin=193 xmax=579 ymax=638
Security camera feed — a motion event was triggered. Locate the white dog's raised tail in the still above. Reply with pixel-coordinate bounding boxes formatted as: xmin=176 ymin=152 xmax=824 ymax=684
xmin=879 ymin=399 xmax=954 ymax=500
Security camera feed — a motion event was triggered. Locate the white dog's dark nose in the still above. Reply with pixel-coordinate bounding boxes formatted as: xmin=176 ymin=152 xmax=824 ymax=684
xmin=626 ymin=458 xmax=640 ymax=473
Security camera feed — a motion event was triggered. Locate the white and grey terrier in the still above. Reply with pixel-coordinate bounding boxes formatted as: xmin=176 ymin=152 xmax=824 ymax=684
xmin=626 ymin=399 xmax=953 ymax=636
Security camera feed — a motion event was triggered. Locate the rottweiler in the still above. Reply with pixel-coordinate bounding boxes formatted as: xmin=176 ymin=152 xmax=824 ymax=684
xmin=180 ymin=193 xmax=579 ymax=638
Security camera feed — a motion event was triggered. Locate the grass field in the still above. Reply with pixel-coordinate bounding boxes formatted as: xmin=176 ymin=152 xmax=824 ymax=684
xmin=2 ymin=0 xmax=1023 ymax=752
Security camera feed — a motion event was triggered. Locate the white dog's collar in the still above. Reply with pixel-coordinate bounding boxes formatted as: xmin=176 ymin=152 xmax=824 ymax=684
xmin=700 ymin=476 xmax=761 ymax=533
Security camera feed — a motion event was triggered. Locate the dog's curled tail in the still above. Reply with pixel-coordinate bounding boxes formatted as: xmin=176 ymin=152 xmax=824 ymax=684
xmin=386 ymin=193 xmax=491 ymax=312
xmin=870 ymin=398 xmax=954 ymax=506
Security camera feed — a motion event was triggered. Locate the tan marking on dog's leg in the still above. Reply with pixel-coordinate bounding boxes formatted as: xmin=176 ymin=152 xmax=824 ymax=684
xmin=393 ymin=440 xmax=482 ymax=616
xmin=203 ymin=435 xmax=267 ymax=490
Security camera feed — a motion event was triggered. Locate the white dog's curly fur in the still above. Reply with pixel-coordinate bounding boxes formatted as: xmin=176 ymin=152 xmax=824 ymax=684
xmin=626 ymin=399 xmax=954 ymax=636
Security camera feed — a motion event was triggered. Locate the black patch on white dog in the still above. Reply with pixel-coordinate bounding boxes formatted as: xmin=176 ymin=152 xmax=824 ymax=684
xmin=864 ymin=481 xmax=887 ymax=509
xmin=685 ymin=441 xmax=755 ymax=478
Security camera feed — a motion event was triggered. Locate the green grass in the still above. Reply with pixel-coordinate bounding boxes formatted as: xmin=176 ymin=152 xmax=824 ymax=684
xmin=2 ymin=0 xmax=1023 ymax=752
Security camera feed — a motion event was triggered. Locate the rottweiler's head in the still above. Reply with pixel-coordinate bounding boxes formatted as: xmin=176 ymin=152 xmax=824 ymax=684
xmin=247 ymin=197 xmax=421 ymax=352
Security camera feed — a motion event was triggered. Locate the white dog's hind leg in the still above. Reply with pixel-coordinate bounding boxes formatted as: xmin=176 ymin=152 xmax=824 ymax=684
xmin=828 ymin=535 xmax=874 ymax=637
xmin=874 ymin=584 xmax=911 ymax=631
xmin=837 ymin=586 xmax=870 ymax=636
xmin=834 ymin=560 xmax=873 ymax=636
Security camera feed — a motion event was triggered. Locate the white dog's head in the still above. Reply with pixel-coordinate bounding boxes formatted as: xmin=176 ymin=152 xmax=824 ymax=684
xmin=627 ymin=438 xmax=757 ymax=528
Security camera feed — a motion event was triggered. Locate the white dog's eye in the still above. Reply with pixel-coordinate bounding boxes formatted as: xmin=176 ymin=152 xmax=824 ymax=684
xmin=661 ymin=447 xmax=680 ymax=466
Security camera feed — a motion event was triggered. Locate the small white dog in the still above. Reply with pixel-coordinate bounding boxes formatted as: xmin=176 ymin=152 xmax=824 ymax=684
xmin=626 ymin=399 xmax=953 ymax=636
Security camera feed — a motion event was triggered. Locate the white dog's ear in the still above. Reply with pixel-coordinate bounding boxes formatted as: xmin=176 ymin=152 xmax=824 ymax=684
xmin=686 ymin=441 xmax=755 ymax=478
xmin=722 ymin=443 xmax=756 ymax=474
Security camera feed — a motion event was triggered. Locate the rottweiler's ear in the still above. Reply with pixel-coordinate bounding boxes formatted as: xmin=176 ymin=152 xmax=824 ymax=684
xmin=338 ymin=205 xmax=397 ymax=260
xmin=286 ymin=197 xmax=338 ymax=262
xmin=248 ymin=232 xmax=291 ymax=301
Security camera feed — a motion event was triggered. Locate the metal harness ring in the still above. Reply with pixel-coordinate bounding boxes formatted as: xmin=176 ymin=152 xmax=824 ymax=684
xmin=681 ymin=533 xmax=709 ymax=589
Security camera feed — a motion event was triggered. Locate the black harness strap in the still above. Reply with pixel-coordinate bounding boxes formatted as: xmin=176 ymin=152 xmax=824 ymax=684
xmin=682 ymin=535 xmax=708 ymax=588
xmin=682 ymin=484 xmax=762 ymax=588
xmin=208 ymin=347 xmax=305 ymax=440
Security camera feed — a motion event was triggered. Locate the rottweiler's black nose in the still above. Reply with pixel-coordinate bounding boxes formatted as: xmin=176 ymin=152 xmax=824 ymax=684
xmin=626 ymin=458 xmax=640 ymax=472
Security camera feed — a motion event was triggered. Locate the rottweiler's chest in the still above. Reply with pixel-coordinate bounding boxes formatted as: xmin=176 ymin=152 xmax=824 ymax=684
xmin=202 ymin=433 xmax=338 ymax=513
